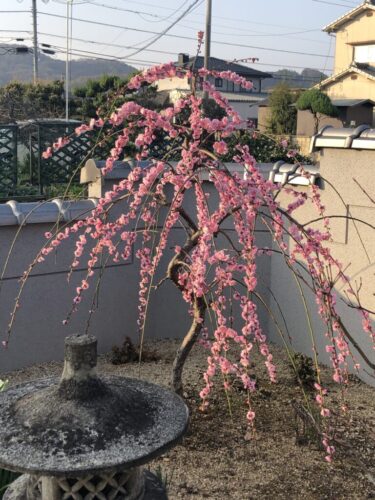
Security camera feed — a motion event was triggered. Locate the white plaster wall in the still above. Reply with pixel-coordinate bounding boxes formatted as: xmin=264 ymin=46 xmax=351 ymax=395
xmin=0 ymin=165 xmax=273 ymax=372
xmin=267 ymin=148 xmax=375 ymax=386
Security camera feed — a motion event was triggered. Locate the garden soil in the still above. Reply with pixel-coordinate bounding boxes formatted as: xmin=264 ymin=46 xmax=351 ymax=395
xmin=3 ymin=339 xmax=375 ymax=500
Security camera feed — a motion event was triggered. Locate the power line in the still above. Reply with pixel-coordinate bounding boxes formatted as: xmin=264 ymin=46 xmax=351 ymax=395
xmin=34 ymin=34 xmax=333 ymax=74
xmin=0 ymin=10 xmax=30 ymax=14
xmin=116 ymin=0 xmax=320 ymax=31
xmin=43 ymin=42 xmax=161 ymax=65
xmin=121 ymin=0 xmax=203 ymax=59
xmin=35 ymin=31 xmax=331 ymax=62
xmin=49 ymin=0 xmax=167 ymax=19
xmin=35 ymin=11 xmax=333 ymax=59
xmin=254 ymin=61 xmax=332 ymax=73
xmin=127 ymin=0 xmax=204 ymax=57
xmin=52 ymin=0 xmax=192 ymax=24
xmin=0 ymin=8 xmax=330 ymax=46
xmin=311 ymin=0 xmax=356 ymax=7
xmin=38 ymin=31 xmax=175 ymax=56
xmin=0 ymin=30 xmax=32 ymax=34
xmin=270 ymin=75 xmax=327 ymax=84
xmin=16 ymin=39 xmax=334 ymax=75
xmin=39 ymin=41 xmax=333 ymax=81
xmin=124 ymin=9 xmax=326 ymax=44
xmin=4 ymin=5 xmax=323 ymax=33
xmin=136 ymin=0 xmax=192 ymax=24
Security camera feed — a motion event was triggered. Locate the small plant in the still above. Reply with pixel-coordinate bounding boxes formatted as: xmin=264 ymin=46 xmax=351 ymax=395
xmin=152 ymin=464 xmax=173 ymax=492
xmin=291 ymin=352 xmax=317 ymax=390
xmin=0 ymin=469 xmax=19 ymax=499
xmin=292 ymin=400 xmax=323 ymax=447
xmin=0 ymin=379 xmax=8 ymax=392
xmin=110 ymin=337 xmax=159 ymax=365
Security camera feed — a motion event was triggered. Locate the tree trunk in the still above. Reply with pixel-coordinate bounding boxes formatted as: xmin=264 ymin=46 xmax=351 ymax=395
xmin=313 ymin=113 xmax=320 ymax=135
xmin=171 ymin=296 xmax=206 ymax=394
xmin=166 ymin=229 xmax=205 ymax=395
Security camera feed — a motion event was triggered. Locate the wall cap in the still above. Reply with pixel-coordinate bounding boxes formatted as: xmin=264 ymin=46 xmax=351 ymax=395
xmin=0 ymin=199 xmax=98 ymax=227
xmin=81 ymin=159 xmax=274 ymax=184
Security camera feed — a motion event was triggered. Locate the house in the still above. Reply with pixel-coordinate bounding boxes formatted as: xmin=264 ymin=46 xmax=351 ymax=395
xmin=156 ymin=54 xmax=272 ymax=125
xmin=313 ymin=0 xmax=375 ymax=127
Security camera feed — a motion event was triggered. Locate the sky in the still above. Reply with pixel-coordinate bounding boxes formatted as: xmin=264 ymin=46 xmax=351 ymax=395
xmin=0 ymin=0 xmax=360 ymax=77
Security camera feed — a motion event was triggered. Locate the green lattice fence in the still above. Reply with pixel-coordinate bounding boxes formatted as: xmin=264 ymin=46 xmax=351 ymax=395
xmin=0 ymin=120 xmax=182 ymax=201
xmin=38 ymin=122 xmax=93 ymax=186
xmin=0 ymin=120 xmax=93 ymax=200
xmin=0 ymin=125 xmax=17 ymax=198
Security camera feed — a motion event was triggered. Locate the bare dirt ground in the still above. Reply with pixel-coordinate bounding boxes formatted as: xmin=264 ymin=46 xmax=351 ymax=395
xmin=2 ymin=339 xmax=375 ymax=500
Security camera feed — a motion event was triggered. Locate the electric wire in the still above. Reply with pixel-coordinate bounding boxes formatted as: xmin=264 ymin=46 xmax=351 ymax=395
xmin=120 ymin=0 xmax=203 ymax=59
xmin=32 ymin=11 xmax=334 ymax=60
xmin=53 ymin=0 xmax=191 ymax=24
xmin=0 ymin=8 xmax=330 ymax=46
xmin=33 ymin=31 xmax=332 ymax=66
xmin=311 ymin=0 xmax=357 ymax=7
xmin=40 ymin=42 xmax=331 ymax=83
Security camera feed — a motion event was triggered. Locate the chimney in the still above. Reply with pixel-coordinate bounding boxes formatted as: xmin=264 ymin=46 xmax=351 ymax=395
xmin=178 ymin=53 xmax=189 ymax=65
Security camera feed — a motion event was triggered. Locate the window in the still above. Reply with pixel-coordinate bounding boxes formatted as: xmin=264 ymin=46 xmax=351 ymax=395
xmin=215 ymin=77 xmax=223 ymax=88
xmin=353 ymin=44 xmax=375 ymax=64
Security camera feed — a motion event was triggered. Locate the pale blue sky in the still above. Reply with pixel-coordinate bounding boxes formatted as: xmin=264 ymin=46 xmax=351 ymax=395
xmin=0 ymin=0 xmax=360 ymax=75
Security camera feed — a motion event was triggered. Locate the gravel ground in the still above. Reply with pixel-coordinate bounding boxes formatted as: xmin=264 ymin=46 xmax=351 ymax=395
xmin=2 ymin=339 xmax=375 ymax=500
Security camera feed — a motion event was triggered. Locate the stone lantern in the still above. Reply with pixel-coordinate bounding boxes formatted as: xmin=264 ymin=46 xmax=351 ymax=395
xmin=0 ymin=335 xmax=189 ymax=499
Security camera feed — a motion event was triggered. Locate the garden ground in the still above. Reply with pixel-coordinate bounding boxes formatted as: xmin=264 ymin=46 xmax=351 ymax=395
xmin=3 ymin=339 xmax=375 ymax=499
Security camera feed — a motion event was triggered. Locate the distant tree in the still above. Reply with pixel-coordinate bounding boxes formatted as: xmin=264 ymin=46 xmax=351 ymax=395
xmin=296 ymin=88 xmax=338 ymax=134
xmin=0 ymin=80 xmax=65 ymax=122
xmin=202 ymin=98 xmax=226 ymax=120
xmin=74 ymin=74 xmax=129 ymax=119
xmin=267 ymin=83 xmax=297 ymax=135
xmin=301 ymin=68 xmax=327 ymax=84
xmin=263 ymin=68 xmax=328 ymax=91
xmin=73 ymin=73 xmax=166 ymax=120
xmin=221 ymin=129 xmax=311 ymax=164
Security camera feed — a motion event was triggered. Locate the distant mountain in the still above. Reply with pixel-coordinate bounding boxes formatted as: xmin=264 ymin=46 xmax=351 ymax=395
xmin=262 ymin=68 xmax=328 ymax=91
xmin=0 ymin=48 xmax=328 ymax=93
xmin=0 ymin=46 xmax=137 ymax=86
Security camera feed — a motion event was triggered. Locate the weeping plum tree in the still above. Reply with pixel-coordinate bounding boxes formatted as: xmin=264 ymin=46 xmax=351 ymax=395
xmin=6 ymin=61 xmax=375 ymax=462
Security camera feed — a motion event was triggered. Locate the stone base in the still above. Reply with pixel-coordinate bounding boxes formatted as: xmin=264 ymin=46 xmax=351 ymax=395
xmin=4 ymin=471 xmax=168 ymax=500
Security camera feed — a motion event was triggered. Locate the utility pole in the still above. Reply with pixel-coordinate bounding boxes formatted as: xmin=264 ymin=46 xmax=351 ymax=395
xmin=32 ymin=0 xmax=39 ymax=84
xmin=65 ymin=0 xmax=73 ymax=121
xmin=203 ymin=0 xmax=212 ymax=101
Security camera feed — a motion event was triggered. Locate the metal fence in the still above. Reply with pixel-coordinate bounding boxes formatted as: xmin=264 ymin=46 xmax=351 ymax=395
xmin=0 ymin=120 xmax=93 ymax=201
xmin=0 ymin=120 xmax=183 ymax=201
xmin=0 ymin=125 xmax=18 ymax=198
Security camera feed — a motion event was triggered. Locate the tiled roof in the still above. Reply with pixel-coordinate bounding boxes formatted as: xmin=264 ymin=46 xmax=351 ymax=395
xmin=196 ymin=91 xmax=269 ymax=103
xmin=178 ymin=56 xmax=272 ymax=79
xmin=323 ymin=1 xmax=375 ymax=33
xmin=331 ymin=98 xmax=375 ymax=107
xmin=316 ymin=65 xmax=375 ymax=89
